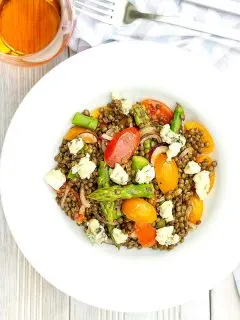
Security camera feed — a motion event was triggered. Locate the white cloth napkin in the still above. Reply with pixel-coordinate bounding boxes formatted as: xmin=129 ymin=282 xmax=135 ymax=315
xmin=70 ymin=0 xmax=240 ymax=74
xmin=69 ymin=0 xmax=240 ymax=294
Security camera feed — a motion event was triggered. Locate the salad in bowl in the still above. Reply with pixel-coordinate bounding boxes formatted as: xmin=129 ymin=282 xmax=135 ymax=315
xmin=45 ymin=92 xmax=217 ymax=250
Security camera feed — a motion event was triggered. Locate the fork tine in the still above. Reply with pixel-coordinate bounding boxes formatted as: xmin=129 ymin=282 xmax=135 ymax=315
xmin=85 ymin=0 xmax=115 ymax=10
xmin=75 ymin=0 xmax=113 ymax=16
xmin=75 ymin=7 xmax=113 ymax=24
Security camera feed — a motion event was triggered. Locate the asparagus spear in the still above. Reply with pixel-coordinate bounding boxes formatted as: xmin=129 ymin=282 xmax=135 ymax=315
xmin=132 ymin=104 xmax=150 ymax=126
xmin=98 ymin=162 xmax=120 ymax=246
xmin=98 ymin=161 xmax=119 ymax=221
xmin=170 ymin=104 xmax=185 ymax=133
xmin=72 ymin=112 xmax=98 ymax=131
xmin=101 ymin=202 xmax=119 ymax=222
xmin=89 ymin=183 xmax=154 ymax=202
xmin=98 ymin=161 xmax=110 ymax=188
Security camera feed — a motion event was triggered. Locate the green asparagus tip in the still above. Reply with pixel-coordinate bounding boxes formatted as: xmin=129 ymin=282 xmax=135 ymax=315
xmin=170 ymin=104 xmax=185 ymax=133
xmin=176 ymin=104 xmax=184 ymax=116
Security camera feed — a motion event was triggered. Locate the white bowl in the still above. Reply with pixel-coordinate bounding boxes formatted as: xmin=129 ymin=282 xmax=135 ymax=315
xmin=1 ymin=41 xmax=240 ymax=312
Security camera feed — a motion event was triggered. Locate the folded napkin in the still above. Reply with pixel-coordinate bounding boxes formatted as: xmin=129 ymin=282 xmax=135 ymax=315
xmin=70 ymin=0 xmax=240 ymax=73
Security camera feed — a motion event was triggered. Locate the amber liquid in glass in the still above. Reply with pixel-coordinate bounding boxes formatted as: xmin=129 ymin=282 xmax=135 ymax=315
xmin=0 ymin=0 xmax=61 ymax=55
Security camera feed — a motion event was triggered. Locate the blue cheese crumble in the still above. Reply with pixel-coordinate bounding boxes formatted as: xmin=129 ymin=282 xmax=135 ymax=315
xmin=159 ymin=200 xmax=174 ymax=222
xmin=112 ymin=228 xmax=128 ymax=244
xmin=156 ymin=226 xmax=180 ymax=246
xmin=45 ymin=169 xmax=66 ymax=190
xmin=71 ymin=153 xmax=96 ymax=179
xmin=160 ymin=124 xmax=186 ymax=147
xmin=110 ymin=163 xmax=129 ymax=185
xmin=135 ymin=164 xmax=155 ymax=184
xmin=68 ymin=137 xmax=84 ymax=155
xmin=86 ymin=219 xmax=107 ymax=244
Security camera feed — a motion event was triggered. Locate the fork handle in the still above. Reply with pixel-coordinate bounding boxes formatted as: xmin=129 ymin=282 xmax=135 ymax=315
xmin=139 ymin=13 xmax=240 ymax=43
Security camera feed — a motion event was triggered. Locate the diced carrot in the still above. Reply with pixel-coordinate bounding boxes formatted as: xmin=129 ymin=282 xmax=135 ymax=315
xmin=75 ymin=213 xmax=85 ymax=225
xmin=135 ymin=223 xmax=156 ymax=247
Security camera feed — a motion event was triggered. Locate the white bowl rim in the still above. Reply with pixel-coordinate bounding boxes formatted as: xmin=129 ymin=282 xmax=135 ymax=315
xmin=1 ymin=41 xmax=240 ymax=312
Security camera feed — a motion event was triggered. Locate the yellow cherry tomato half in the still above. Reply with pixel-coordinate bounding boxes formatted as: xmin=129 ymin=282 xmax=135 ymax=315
xmin=154 ymin=153 xmax=178 ymax=194
xmin=188 ymin=195 xmax=204 ymax=224
xmin=122 ymin=198 xmax=157 ymax=224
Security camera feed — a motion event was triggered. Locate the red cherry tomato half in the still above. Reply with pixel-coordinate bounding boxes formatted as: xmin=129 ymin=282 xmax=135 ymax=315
xmin=142 ymin=99 xmax=174 ymax=124
xmin=104 ymin=127 xmax=140 ymax=168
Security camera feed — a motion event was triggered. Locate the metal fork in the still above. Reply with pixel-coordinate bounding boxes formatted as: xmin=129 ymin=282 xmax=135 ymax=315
xmin=73 ymin=0 xmax=240 ymax=42
xmin=73 ymin=0 xmax=126 ymax=25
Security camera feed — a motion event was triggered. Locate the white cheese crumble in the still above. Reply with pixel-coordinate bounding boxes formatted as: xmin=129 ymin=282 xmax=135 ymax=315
xmin=112 ymin=228 xmax=128 ymax=244
xmin=45 ymin=169 xmax=66 ymax=190
xmin=159 ymin=200 xmax=174 ymax=222
xmin=160 ymin=124 xmax=186 ymax=147
xmin=184 ymin=161 xmax=201 ymax=175
xmin=68 ymin=137 xmax=84 ymax=155
xmin=166 ymin=142 xmax=182 ymax=161
xmin=71 ymin=153 xmax=96 ymax=179
xmin=121 ymin=99 xmax=132 ymax=115
xmin=86 ymin=219 xmax=107 ymax=244
xmin=193 ymin=170 xmax=210 ymax=200
xmin=135 ymin=164 xmax=155 ymax=184
xmin=155 ymin=226 xmax=180 ymax=246
xmin=110 ymin=163 xmax=129 ymax=185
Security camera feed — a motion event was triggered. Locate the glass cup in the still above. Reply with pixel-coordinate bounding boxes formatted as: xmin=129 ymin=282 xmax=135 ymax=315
xmin=0 ymin=0 xmax=75 ymax=66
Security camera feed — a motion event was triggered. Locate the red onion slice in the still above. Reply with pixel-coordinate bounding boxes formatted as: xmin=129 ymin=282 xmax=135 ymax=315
xmin=106 ymin=128 xmax=116 ymax=137
xmin=80 ymin=187 xmax=90 ymax=208
xmin=150 ymin=145 xmax=168 ymax=165
xmin=140 ymin=134 xmax=161 ymax=145
xmin=140 ymin=126 xmax=159 ymax=137
xmin=178 ymin=147 xmax=192 ymax=160
xmin=60 ymin=184 xmax=70 ymax=209
xmin=101 ymin=134 xmax=113 ymax=141
xmin=79 ymin=132 xmax=97 ymax=144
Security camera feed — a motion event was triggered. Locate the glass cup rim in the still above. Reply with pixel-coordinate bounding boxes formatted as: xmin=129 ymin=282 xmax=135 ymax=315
xmin=0 ymin=0 xmax=75 ymax=66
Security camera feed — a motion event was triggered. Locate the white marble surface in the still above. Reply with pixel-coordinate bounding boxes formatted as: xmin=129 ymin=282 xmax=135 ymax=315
xmin=0 ymin=49 xmax=240 ymax=320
